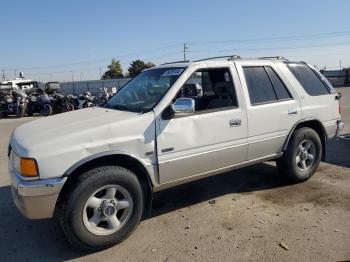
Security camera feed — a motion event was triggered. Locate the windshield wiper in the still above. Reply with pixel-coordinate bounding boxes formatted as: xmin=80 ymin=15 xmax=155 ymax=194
xmin=109 ymin=104 xmax=130 ymax=111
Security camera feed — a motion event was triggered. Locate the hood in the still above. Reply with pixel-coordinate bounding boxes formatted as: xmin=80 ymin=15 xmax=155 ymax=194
xmin=11 ymin=107 xmax=152 ymax=157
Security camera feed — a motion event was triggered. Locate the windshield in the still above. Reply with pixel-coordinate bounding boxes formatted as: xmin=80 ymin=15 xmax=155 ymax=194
xmin=107 ymin=67 xmax=185 ymax=113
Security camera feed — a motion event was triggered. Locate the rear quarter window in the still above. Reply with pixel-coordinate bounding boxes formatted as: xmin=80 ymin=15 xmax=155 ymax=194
xmin=286 ymin=63 xmax=330 ymax=96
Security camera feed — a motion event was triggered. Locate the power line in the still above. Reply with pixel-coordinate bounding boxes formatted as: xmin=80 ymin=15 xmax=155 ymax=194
xmin=189 ymin=30 xmax=350 ymax=45
xmin=188 ymin=41 xmax=350 ymax=54
xmin=24 ymin=51 xmax=183 ymax=76
xmin=5 ymin=30 xmax=350 ymax=72
xmin=2 ymin=43 xmax=183 ymax=71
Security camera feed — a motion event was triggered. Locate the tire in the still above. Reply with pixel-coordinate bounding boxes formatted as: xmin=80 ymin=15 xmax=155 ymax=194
xmin=56 ymin=166 xmax=144 ymax=251
xmin=42 ymin=104 xmax=52 ymax=116
xmin=277 ymin=127 xmax=322 ymax=183
xmin=67 ymin=103 xmax=74 ymax=111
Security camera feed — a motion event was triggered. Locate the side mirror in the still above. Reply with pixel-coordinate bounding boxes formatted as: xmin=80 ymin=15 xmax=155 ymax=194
xmin=172 ymin=98 xmax=195 ymax=114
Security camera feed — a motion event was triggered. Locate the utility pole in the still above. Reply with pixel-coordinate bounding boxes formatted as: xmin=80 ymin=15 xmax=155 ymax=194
xmin=340 ymin=59 xmax=342 ymax=70
xmin=2 ymin=69 xmax=5 ymax=81
xmin=183 ymin=42 xmax=188 ymax=61
xmin=99 ymin=67 xmax=102 ymax=79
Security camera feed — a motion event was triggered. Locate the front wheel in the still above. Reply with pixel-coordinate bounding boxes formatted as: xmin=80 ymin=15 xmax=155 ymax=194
xmin=56 ymin=166 xmax=144 ymax=251
xmin=277 ymin=127 xmax=322 ymax=183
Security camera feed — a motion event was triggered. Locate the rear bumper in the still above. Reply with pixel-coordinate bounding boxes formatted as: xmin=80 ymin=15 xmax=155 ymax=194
xmin=10 ymin=171 xmax=66 ymax=219
xmin=325 ymin=120 xmax=344 ymax=139
xmin=335 ymin=120 xmax=344 ymax=137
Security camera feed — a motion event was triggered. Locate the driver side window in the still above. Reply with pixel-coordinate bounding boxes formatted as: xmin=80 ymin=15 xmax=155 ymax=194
xmin=175 ymin=67 xmax=238 ymax=112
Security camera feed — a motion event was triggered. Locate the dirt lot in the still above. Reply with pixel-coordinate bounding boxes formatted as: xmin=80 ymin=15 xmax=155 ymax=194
xmin=0 ymin=87 xmax=349 ymax=262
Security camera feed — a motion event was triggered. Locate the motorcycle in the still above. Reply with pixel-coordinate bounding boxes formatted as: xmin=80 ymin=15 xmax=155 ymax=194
xmin=45 ymin=82 xmax=74 ymax=114
xmin=13 ymin=90 xmax=28 ymax=118
xmin=0 ymin=89 xmax=16 ymax=117
xmin=0 ymin=89 xmax=28 ymax=118
xmin=49 ymin=92 xmax=75 ymax=114
xmin=77 ymin=91 xmax=95 ymax=109
xmin=27 ymin=89 xmax=52 ymax=116
xmin=66 ymin=94 xmax=79 ymax=110
xmin=94 ymin=87 xmax=111 ymax=106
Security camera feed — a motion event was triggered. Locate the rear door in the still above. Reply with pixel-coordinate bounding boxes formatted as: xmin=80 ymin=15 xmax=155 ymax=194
xmin=235 ymin=61 xmax=302 ymax=160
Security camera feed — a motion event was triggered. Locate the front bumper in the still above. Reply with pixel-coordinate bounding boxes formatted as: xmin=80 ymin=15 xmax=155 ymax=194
xmin=10 ymin=170 xmax=67 ymax=219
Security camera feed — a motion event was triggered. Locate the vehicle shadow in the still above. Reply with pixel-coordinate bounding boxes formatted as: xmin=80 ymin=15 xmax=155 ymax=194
xmin=324 ymin=137 xmax=350 ymax=168
xmin=0 ymin=186 xmax=88 ymax=262
xmin=0 ymin=162 xmax=290 ymax=261
xmin=150 ymin=162 xmax=291 ymax=218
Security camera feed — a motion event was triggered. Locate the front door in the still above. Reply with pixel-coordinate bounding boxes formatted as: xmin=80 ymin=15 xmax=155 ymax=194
xmin=156 ymin=66 xmax=248 ymax=184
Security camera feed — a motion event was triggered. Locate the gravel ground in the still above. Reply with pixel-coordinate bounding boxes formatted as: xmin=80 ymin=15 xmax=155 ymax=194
xmin=0 ymin=87 xmax=349 ymax=262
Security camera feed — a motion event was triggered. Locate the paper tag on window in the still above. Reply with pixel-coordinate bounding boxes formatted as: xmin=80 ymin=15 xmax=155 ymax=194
xmin=161 ymin=69 xmax=184 ymax=77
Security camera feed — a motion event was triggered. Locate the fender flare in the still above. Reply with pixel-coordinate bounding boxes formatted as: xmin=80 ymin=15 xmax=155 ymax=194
xmin=283 ymin=118 xmax=328 ymax=152
xmin=63 ymin=150 xmax=156 ymax=186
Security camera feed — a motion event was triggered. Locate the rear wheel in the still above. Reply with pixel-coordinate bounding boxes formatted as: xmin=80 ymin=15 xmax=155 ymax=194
xmin=277 ymin=127 xmax=322 ymax=182
xmin=42 ymin=104 xmax=52 ymax=116
xmin=66 ymin=103 xmax=75 ymax=111
xmin=56 ymin=166 xmax=144 ymax=251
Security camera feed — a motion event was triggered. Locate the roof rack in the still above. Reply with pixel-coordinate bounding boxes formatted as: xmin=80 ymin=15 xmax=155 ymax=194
xmin=194 ymin=55 xmax=241 ymax=62
xmin=160 ymin=60 xmax=190 ymax=65
xmin=258 ymin=56 xmax=288 ymax=60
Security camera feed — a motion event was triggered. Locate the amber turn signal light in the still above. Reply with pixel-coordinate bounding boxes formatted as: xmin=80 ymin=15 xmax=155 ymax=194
xmin=20 ymin=158 xmax=38 ymax=177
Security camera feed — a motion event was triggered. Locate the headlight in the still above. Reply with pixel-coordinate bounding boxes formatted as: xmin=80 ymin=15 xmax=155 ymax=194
xmin=13 ymin=153 xmax=38 ymax=177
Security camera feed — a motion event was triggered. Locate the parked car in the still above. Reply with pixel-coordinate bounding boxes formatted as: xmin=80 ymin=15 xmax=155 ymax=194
xmin=8 ymin=56 xmax=344 ymax=250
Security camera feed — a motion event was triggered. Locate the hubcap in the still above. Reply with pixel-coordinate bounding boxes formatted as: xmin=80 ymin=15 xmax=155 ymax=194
xmin=101 ymin=203 xmax=116 ymax=217
xmin=82 ymin=185 xmax=133 ymax=236
xmin=295 ymin=140 xmax=315 ymax=171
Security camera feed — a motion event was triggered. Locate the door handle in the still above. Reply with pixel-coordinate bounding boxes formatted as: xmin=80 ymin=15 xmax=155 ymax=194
xmin=288 ymin=109 xmax=298 ymax=115
xmin=229 ymin=119 xmax=241 ymax=127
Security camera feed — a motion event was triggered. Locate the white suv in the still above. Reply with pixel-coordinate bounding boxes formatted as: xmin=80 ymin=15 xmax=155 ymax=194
xmin=8 ymin=56 xmax=344 ymax=250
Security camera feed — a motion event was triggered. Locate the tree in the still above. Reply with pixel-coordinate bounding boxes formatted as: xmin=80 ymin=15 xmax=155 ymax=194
xmin=128 ymin=60 xmax=155 ymax=78
xmin=101 ymin=59 xmax=123 ymax=79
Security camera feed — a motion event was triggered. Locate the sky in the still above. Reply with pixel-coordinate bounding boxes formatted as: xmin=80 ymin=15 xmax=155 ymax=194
xmin=1 ymin=0 xmax=350 ymax=82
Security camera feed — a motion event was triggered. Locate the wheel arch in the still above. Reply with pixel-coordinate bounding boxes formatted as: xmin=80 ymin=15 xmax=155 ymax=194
xmin=56 ymin=152 xmax=154 ymax=217
xmin=283 ymin=119 xmax=328 ymax=161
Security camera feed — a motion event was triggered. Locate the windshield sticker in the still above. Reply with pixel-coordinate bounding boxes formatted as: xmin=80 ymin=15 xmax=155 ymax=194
xmin=161 ymin=69 xmax=184 ymax=77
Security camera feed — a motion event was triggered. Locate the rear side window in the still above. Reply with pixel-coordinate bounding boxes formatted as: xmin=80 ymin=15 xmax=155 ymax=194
xmin=286 ymin=63 xmax=330 ymax=96
xmin=243 ymin=67 xmax=276 ymax=104
xmin=243 ymin=66 xmax=292 ymax=105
